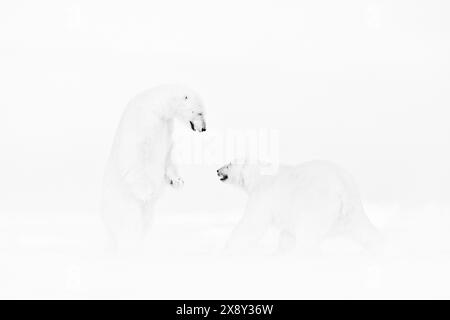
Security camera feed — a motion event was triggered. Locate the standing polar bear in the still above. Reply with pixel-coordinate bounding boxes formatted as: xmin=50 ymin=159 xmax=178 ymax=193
xmin=217 ymin=160 xmax=381 ymax=254
xmin=102 ymin=85 xmax=206 ymax=249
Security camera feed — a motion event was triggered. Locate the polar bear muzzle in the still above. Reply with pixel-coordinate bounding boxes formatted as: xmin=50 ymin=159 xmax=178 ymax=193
xmin=189 ymin=118 xmax=206 ymax=132
xmin=216 ymin=168 xmax=229 ymax=181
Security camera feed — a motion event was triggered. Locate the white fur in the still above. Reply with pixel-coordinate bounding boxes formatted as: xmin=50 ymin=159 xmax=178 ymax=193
xmin=218 ymin=160 xmax=380 ymax=254
xmin=102 ymin=85 xmax=205 ymax=250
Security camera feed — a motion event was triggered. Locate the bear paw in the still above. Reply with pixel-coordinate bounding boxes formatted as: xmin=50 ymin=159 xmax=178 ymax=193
xmin=168 ymin=176 xmax=184 ymax=189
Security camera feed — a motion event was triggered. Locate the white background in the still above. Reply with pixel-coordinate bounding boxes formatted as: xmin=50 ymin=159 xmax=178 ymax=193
xmin=0 ymin=0 xmax=449 ymax=299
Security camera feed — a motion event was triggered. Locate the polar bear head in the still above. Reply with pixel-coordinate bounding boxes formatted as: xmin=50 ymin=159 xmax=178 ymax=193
xmin=216 ymin=160 xmax=260 ymax=190
xmin=217 ymin=159 xmax=279 ymax=191
xmin=170 ymin=86 xmax=206 ymax=132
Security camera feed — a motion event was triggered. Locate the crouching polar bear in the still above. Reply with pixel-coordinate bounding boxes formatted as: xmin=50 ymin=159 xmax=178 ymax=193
xmin=102 ymin=85 xmax=206 ymax=249
xmin=217 ymin=160 xmax=381 ymax=254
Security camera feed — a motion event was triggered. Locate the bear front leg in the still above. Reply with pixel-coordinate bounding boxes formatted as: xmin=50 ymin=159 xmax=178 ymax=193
xmin=164 ymin=144 xmax=184 ymax=188
xmin=225 ymin=197 xmax=271 ymax=254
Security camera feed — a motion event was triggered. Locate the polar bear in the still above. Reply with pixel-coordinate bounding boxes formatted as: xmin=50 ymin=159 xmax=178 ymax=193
xmin=217 ymin=159 xmax=381 ymax=254
xmin=102 ymin=84 xmax=206 ymax=250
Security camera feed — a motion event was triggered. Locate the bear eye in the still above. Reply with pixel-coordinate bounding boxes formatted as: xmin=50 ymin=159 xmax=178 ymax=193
xmin=184 ymin=96 xmax=188 ymax=100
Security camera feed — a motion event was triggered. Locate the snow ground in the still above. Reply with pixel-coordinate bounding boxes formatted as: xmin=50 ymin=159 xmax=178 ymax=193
xmin=1 ymin=205 xmax=450 ymax=299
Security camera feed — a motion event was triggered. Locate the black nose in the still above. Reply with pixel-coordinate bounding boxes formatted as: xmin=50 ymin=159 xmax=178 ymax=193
xmin=201 ymin=127 xmax=206 ymax=132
